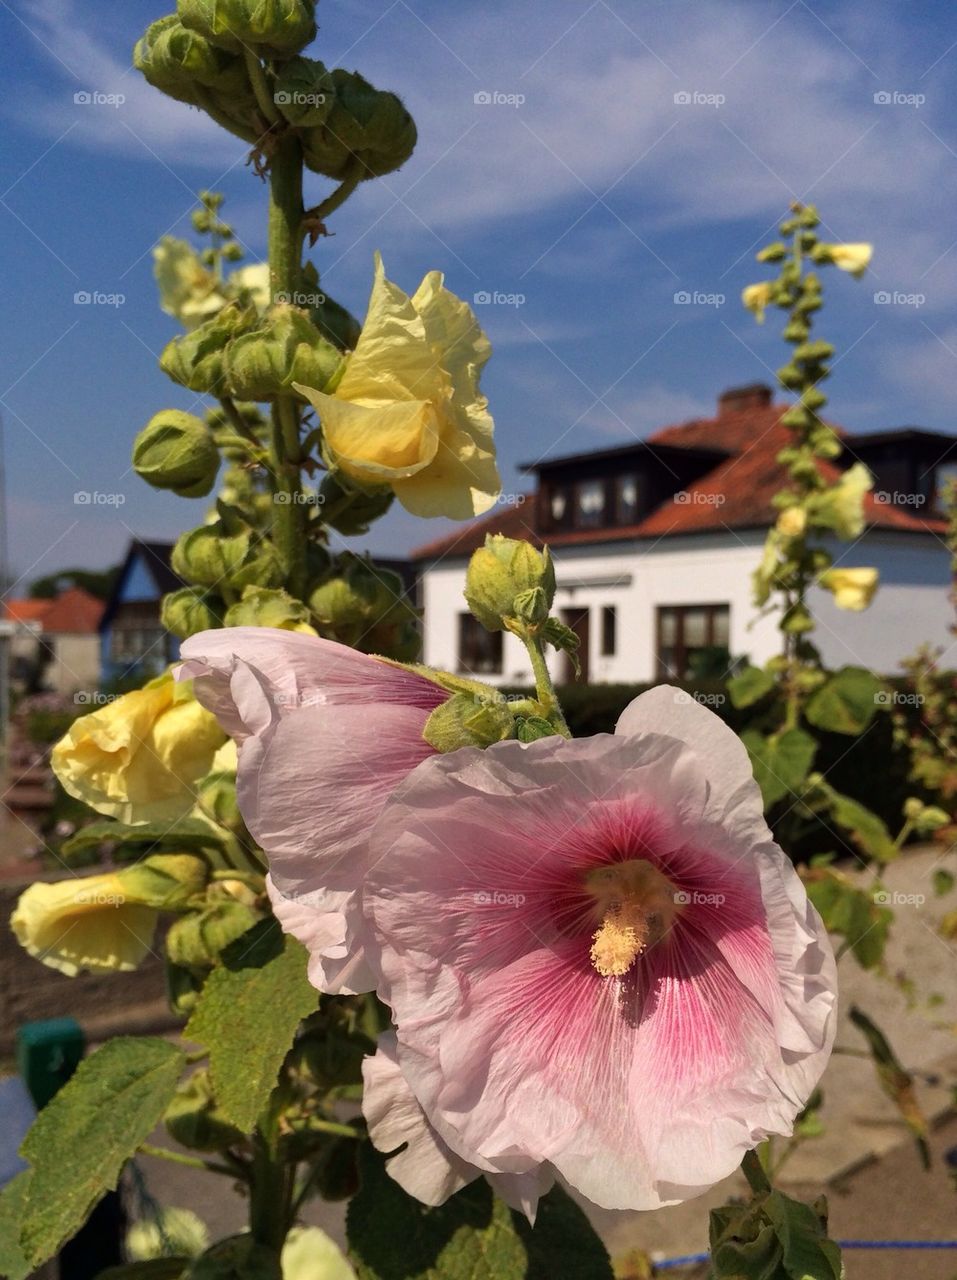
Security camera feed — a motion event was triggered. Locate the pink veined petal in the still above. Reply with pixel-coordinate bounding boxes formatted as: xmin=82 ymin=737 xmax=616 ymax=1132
xmin=366 ymin=730 xmax=837 ymax=1211
xmin=179 ymin=627 xmax=446 ymax=742
xmin=267 ymin=877 xmax=375 ymax=996
xmin=362 ymin=1033 xmax=554 ymax=1221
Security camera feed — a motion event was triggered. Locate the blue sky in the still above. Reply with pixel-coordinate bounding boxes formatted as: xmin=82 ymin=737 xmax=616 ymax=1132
xmin=2 ymin=0 xmax=957 ymax=588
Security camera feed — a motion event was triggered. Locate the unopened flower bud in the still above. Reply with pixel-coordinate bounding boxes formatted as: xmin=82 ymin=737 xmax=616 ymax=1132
xmin=160 ymin=303 xmax=257 ymax=394
xmin=224 ymin=305 xmax=344 ymax=401
xmin=742 ymin=281 xmax=775 ymax=322
xmin=161 ymin=587 xmax=224 ymax=640
xmin=422 ymin=692 xmax=515 ymax=753
xmin=223 ymin=586 xmax=316 ymax=633
xmin=465 ymin=536 xmax=556 ymax=632
xmin=317 ymin=473 xmax=393 ymax=535
xmin=178 ymin=0 xmax=317 ymax=55
xmin=134 ymin=15 xmax=245 ymax=102
xmin=133 ymin=409 xmax=220 ymax=497
xmin=812 ymin=243 xmax=873 ymax=277
xmin=775 ymin=506 xmax=807 ymax=539
xmin=302 ymin=69 xmax=417 ymax=180
xmin=274 ymin=56 xmax=334 ymax=126
xmin=309 ymin=557 xmax=418 ymax=657
xmin=172 ymin=524 xmax=283 ymax=591
xmin=818 ymin=567 xmax=878 ymax=611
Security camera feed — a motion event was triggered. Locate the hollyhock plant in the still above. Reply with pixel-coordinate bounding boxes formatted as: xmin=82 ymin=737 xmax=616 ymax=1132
xmin=361 ymin=688 xmax=837 ymax=1213
xmin=178 ymin=627 xmax=449 ymax=992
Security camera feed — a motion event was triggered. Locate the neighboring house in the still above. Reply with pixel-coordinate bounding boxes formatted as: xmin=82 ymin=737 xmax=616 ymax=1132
xmin=99 ymin=540 xmax=182 ymax=682
xmin=5 ymin=588 xmax=104 ymax=694
xmin=412 ymin=384 xmax=956 ymax=685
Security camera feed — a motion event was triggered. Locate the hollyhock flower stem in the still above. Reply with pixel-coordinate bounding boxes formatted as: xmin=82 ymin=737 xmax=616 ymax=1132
xmin=524 ymin=631 xmax=571 ymax=736
xmin=741 ymin=1148 xmax=772 ymax=1195
xmin=267 ymin=132 xmax=309 ymax=599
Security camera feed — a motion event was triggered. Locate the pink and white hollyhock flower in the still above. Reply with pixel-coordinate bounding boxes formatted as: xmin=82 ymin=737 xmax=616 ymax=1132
xmin=362 ymin=687 xmax=837 ymax=1213
xmin=178 ymin=628 xmax=446 ymax=993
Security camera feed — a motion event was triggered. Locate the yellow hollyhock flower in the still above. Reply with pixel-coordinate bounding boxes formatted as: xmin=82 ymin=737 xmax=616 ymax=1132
xmin=819 ymin=566 xmax=878 ymax=610
xmin=52 ymin=671 xmax=226 ymax=824
xmin=828 ymin=243 xmax=872 ymax=277
xmin=295 ymin=252 xmax=501 ymax=519
xmin=11 ymin=855 xmax=207 ymax=976
xmin=742 ymin=281 xmax=774 ymax=323
xmin=775 ymin=506 xmax=807 ymax=538
xmin=812 ymin=462 xmax=872 ymax=538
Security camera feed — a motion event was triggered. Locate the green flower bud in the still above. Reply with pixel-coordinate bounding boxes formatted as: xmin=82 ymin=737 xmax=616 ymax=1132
xmin=223 ymin=585 xmax=315 ymax=632
xmin=161 ymin=587 xmax=224 ymax=639
xmin=122 ymin=854 xmax=209 ymax=910
xmin=274 ymin=56 xmax=334 ymax=126
xmin=224 ymin=304 xmax=344 ymax=401
xmin=302 ymin=69 xmax=417 ymax=181
xmin=166 ymin=900 xmax=260 ymax=969
xmin=133 ymin=409 xmax=220 ymax=497
xmin=756 ymin=242 xmax=786 ymax=262
xmin=317 ymin=472 xmax=393 ymax=535
xmin=465 ymin=536 xmax=556 ymax=632
xmin=309 ymin=556 xmax=419 ymax=657
xmin=781 ymin=602 xmax=814 ymax=633
xmin=776 ymin=363 xmax=804 ymax=390
xmin=422 ymin=691 xmax=515 ymax=753
xmin=794 ymin=340 xmax=835 ymax=363
xmin=178 ymin=0 xmax=317 ymax=54
xmin=196 ymin=770 xmax=244 ymax=836
xmin=164 ymin=1069 xmax=245 ymax=1153
xmin=160 ymin=302 xmax=257 ymax=394
xmin=134 ymin=15 xmax=245 ymax=102
xmin=172 ymin=523 xmax=283 ymax=590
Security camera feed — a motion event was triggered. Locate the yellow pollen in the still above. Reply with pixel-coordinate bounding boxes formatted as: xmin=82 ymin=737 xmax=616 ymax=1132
xmin=584 ymin=858 xmax=679 ymax=978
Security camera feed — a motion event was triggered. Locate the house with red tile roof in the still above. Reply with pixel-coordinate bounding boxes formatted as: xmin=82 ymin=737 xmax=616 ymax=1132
xmin=412 ymin=384 xmax=955 ymax=685
xmin=5 ymin=587 xmax=105 ymax=695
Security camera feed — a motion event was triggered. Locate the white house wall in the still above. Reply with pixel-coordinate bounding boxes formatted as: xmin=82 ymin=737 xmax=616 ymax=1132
xmin=420 ymin=529 xmax=953 ymax=686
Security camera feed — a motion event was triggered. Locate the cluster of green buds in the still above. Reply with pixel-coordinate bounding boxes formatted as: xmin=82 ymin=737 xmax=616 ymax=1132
xmin=743 ymin=204 xmax=878 ymax=641
xmin=309 ymin=554 xmax=420 ymax=659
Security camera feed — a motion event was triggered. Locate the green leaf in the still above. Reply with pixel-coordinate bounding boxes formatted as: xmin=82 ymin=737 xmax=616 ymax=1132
xmin=709 ymin=1188 xmax=841 ymax=1280
xmin=763 ymin=1191 xmax=842 ymax=1279
xmin=741 ymin=728 xmax=817 ymax=808
xmin=805 ymin=666 xmax=882 ymax=735
xmin=826 ymin=789 xmax=897 ymax=862
xmin=185 ymin=919 xmax=317 ymax=1132
xmin=0 ymin=1172 xmax=32 ymax=1280
xmin=803 ymin=868 xmax=891 ymax=969
xmin=18 ymin=1037 xmax=185 ymax=1267
xmin=849 ymin=1006 xmax=930 ymax=1168
xmin=98 ymin=1261 xmax=190 ymax=1279
xmin=727 ymin=665 xmax=776 ymax=709
xmin=932 ymin=868 xmax=954 ymax=897
xmin=62 ymin=817 xmax=225 ymax=859
xmin=347 ymin=1143 xmax=612 ymax=1280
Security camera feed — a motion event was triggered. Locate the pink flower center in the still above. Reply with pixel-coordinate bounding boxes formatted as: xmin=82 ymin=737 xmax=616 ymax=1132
xmin=584 ymin=859 xmax=680 ymax=977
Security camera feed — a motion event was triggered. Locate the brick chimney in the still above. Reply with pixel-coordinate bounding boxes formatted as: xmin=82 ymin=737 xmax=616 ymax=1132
xmin=718 ymin=383 xmax=772 ymax=415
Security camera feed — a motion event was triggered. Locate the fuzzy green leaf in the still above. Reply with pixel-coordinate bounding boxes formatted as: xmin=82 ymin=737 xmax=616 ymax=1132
xmin=18 ymin=1037 xmax=185 ymax=1266
xmin=185 ymin=919 xmax=317 ymax=1131
xmin=742 ymin=728 xmax=817 ymax=808
xmin=0 ymin=1172 xmax=32 ymax=1280
xmin=805 ymin=666 xmax=882 ymax=735
xmin=727 ymin=665 xmax=776 ymax=709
